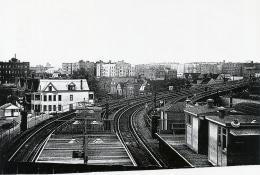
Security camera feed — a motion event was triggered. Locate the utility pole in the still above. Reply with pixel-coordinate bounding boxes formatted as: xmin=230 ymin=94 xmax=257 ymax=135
xmin=83 ymin=98 xmax=88 ymax=164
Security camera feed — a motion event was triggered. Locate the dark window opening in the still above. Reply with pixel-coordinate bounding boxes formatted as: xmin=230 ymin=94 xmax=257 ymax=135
xmin=68 ymin=84 xmax=76 ymax=91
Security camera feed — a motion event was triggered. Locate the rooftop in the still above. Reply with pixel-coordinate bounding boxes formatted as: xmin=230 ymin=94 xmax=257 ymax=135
xmin=0 ymin=103 xmax=19 ymax=110
xmin=161 ymin=102 xmax=186 ymax=112
xmin=184 ymin=105 xmax=219 ymax=116
xmin=38 ymin=79 xmax=90 ymax=91
xmin=206 ymin=115 xmax=260 ymax=127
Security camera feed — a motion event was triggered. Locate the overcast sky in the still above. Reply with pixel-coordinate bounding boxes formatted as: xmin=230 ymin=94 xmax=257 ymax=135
xmin=0 ymin=0 xmax=259 ymax=67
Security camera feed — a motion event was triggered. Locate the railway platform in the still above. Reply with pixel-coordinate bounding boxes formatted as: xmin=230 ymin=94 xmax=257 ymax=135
xmin=156 ymin=133 xmax=212 ymax=168
xmin=37 ymin=133 xmax=134 ymax=166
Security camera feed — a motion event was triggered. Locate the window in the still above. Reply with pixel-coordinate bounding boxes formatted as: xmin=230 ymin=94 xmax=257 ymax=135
xmin=218 ymin=126 xmax=228 ymax=152
xmin=53 ymin=105 xmax=56 ymax=111
xmin=49 ymin=105 xmax=52 ymax=111
xmin=48 ymin=86 xmax=52 ymax=91
xmin=68 ymin=84 xmax=75 ymax=90
xmin=70 ymin=95 xmax=73 ymax=101
xmin=58 ymin=105 xmax=62 ymax=111
xmin=89 ymin=94 xmax=94 ymax=100
xmin=53 ymin=95 xmax=56 ymax=101
xmin=35 ymin=95 xmax=40 ymax=100
xmin=187 ymin=114 xmax=192 ymax=125
xmin=44 ymin=95 xmax=47 ymax=101
xmin=49 ymin=95 xmax=52 ymax=101
xmin=44 ymin=105 xmax=47 ymax=111
xmin=58 ymin=95 xmax=62 ymax=101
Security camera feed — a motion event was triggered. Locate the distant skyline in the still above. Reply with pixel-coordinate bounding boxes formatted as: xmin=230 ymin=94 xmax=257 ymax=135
xmin=0 ymin=0 xmax=260 ymax=68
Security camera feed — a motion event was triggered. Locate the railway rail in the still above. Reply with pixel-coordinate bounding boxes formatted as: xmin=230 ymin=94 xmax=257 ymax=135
xmin=113 ymin=80 xmax=249 ymax=168
xmin=2 ymin=80 xmax=250 ymax=171
xmin=114 ymin=104 xmax=163 ymax=167
xmin=8 ymin=111 xmax=76 ymax=162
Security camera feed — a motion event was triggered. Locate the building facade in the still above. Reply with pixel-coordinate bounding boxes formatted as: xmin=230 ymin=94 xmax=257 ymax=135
xmin=0 ymin=56 xmax=30 ymax=84
xmin=0 ymin=103 xmax=20 ymax=120
xmin=115 ymin=60 xmax=131 ymax=77
xmin=31 ymin=79 xmax=94 ymax=114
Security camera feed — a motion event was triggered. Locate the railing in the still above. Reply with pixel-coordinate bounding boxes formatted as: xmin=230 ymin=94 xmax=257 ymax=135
xmin=0 ymin=113 xmax=53 ymax=144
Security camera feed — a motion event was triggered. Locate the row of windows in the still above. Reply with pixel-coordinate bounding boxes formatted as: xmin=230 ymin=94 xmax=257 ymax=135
xmin=0 ymin=64 xmax=28 ymax=69
xmin=42 ymin=95 xmax=74 ymax=101
xmin=43 ymin=95 xmax=62 ymax=101
xmin=0 ymin=70 xmax=27 ymax=74
xmin=42 ymin=105 xmax=62 ymax=111
xmin=34 ymin=94 xmax=93 ymax=101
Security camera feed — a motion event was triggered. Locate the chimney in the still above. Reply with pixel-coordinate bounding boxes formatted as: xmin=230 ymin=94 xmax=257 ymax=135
xmin=218 ymin=107 xmax=226 ymax=119
xmin=185 ymin=99 xmax=191 ymax=108
xmin=207 ymin=99 xmax=214 ymax=108
xmin=81 ymin=79 xmax=83 ymax=90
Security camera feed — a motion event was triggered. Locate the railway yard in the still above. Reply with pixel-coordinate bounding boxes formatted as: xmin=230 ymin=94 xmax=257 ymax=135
xmin=0 ymin=79 xmax=256 ymax=173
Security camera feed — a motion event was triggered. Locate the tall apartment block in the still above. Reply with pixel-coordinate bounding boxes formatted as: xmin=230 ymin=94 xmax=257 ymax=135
xmin=0 ymin=55 xmax=30 ymax=84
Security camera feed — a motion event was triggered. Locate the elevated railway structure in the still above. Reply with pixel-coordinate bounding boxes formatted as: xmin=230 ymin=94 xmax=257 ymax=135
xmin=1 ymin=80 xmax=250 ymax=173
xmin=113 ymin=80 xmax=250 ymax=168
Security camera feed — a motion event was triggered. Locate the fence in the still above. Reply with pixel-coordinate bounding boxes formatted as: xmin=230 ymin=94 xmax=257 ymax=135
xmin=0 ymin=101 xmax=104 ymax=144
xmin=0 ymin=113 xmax=52 ymax=144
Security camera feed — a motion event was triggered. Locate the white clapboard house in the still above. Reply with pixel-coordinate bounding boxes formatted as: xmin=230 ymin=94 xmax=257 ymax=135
xmin=31 ymin=79 xmax=94 ymax=114
xmin=0 ymin=103 xmax=20 ymax=120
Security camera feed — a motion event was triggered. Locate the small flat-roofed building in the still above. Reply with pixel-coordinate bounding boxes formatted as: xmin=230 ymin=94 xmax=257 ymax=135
xmin=159 ymin=102 xmax=186 ymax=134
xmin=0 ymin=103 xmax=20 ymax=120
xmin=206 ymin=113 xmax=260 ymax=166
xmin=184 ymin=99 xmax=219 ymax=154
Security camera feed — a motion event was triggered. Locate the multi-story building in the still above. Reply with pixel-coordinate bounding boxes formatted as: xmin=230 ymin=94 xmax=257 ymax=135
xmin=0 ymin=55 xmax=30 ymax=84
xmin=102 ymin=62 xmax=116 ymax=77
xmin=115 ymin=60 xmax=131 ymax=77
xmin=85 ymin=61 xmax=95 ymax=76
xmin=31 ymin=79 xmax=94 ymax=114
xmin=72 ymin=62 xmax=79 ymax=72
xmin=129 ymin=65 xmax=136 ymax=77
xmin=222 ymin=62 xmax=243 ymax=76
xmin=95 ymin=60 xmax=103 ymax=77
xmin=30 ymin=63 xmax=53 ymax=74
xmin=96 ymin=60 xmax=133 ymax=78
xmin=62 ymin=63 xmax=73 ymax=75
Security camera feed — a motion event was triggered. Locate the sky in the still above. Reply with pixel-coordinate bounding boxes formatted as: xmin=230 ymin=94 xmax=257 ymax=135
xmin=0 ymin=0 xmax=260 ymax=68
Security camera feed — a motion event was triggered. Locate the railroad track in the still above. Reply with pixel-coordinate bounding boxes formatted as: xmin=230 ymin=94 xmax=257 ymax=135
xmin=114 ymin=104 xmax=163 ymax=167
xmin=4 ymin=80 xmax=250 ymax=167
xmin=8 ymin=111 xmax=76 ymax=162
xmin=113 ymin=80 xmax=249 ymax=168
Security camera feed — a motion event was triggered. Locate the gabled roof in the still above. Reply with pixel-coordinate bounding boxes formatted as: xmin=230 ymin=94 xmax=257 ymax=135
xmin=207 ymin=78 xmax=216 ymax=84
xmin=38 ymin=79 xmax=89 ymax=91
xmin=0 ymin=103 xmax=19 ymax=110
xmin=111 ymin=77 xmax=135 ymax=85
xmin=42 ymin=82 xmax=58 ymax=91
